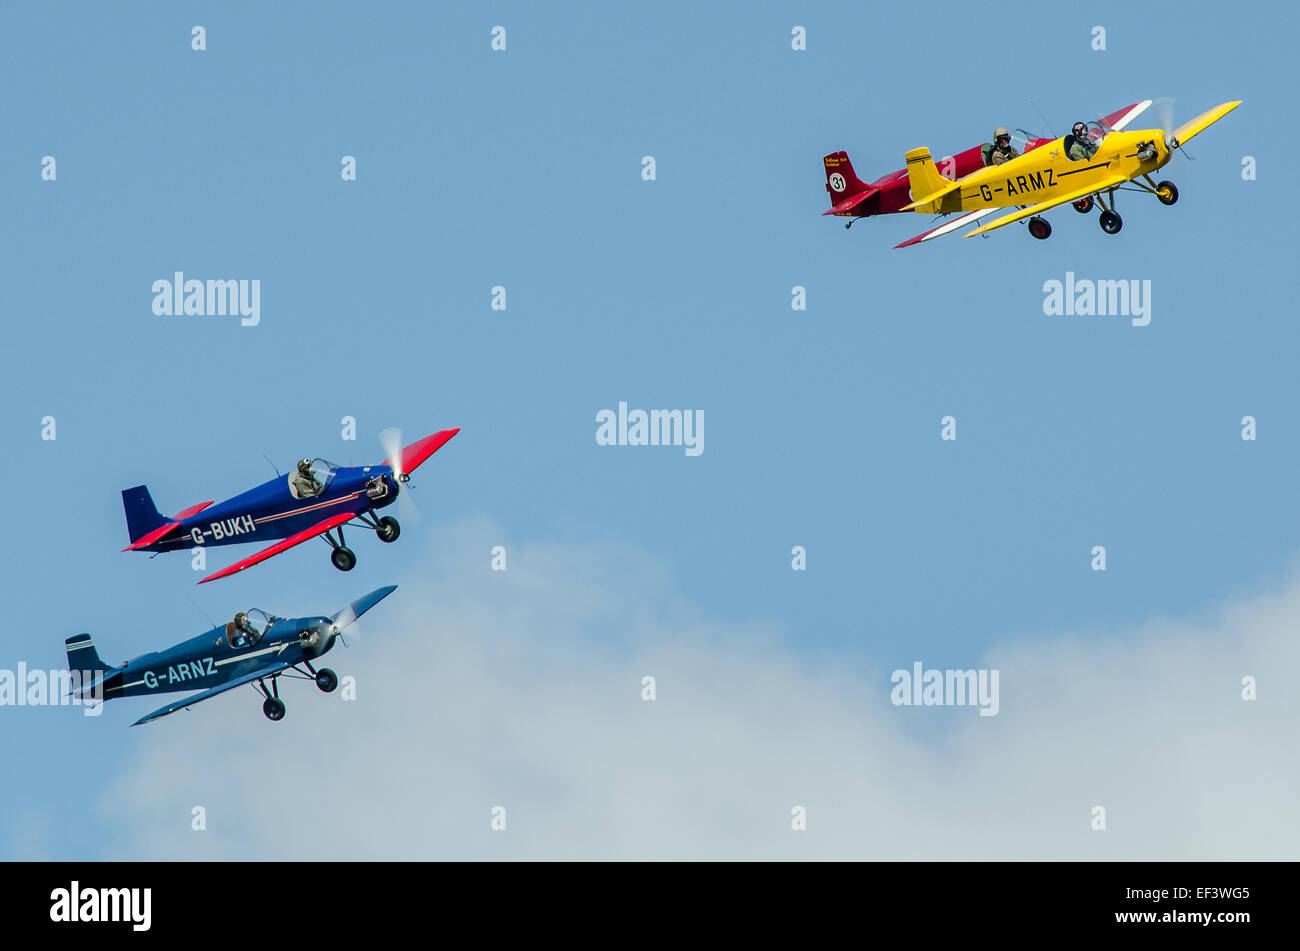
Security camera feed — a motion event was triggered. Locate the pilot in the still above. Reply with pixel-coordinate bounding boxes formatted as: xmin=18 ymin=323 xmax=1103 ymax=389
xmin=292 ymin=458 xmax=323 ymax=498
xmin=990 ymin=127 xmax=1019 ymax=165
xmin=1067 ymin=121 xmax=1096 ymax=162
xmin=227 ymin=612 xmax=256 ymax=648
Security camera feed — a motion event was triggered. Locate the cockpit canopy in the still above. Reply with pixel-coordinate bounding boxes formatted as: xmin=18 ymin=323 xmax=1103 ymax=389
xmin=226 ymin=608 xmax=276 ymax=648
xmin=288 ymin=458 xmax=340 ymax=500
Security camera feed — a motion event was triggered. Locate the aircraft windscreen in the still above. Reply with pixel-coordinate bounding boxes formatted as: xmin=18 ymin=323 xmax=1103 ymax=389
xmin=308 ymin=459 xmax=338 ymax=488
xmin=1082 ymin=121 xmax=1113 ymax=147
xmin=242 ymin=609 xmax=273 ymax=635
xmin=289 ymin=459 xmax=339 ymax=500
xmin=227 ymin=608 xmax=275 ymax=648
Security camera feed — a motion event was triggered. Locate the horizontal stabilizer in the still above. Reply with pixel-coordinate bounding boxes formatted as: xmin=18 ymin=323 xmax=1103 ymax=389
xmin=122 ymin=520 xmax=181 ymax=551
xmin=173 ymin=500 xmax=215 ymax=520
xmin=821 ymin=185 xmax=879 ymax=216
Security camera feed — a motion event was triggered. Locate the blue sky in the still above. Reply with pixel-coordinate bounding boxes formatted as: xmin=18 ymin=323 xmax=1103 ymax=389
xmin=0 ymin=1 xmax=1294 ymax=859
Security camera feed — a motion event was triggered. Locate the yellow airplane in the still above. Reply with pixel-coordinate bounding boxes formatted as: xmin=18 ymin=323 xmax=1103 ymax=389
xmin=897 ymin=99 xmax=1241 ymax=244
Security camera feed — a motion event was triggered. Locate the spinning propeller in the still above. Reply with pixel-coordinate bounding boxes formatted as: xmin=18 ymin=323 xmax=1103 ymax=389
xmin=379 ymin=427 xmax=421 ymax=525
xmin=1151 ymin=97 xmax=1187 ymax=154
xmin=328 ymin=585 xmax=398 ymax=646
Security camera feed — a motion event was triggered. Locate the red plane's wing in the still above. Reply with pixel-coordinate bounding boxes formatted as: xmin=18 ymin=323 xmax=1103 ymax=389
xmin=388 ymin=427 xmax=460 ymax=474
xmin=1099 ymin=100 xmax=1153 ymax=131
xmin=197 ymin=511 xmax=355 ymax=584
xmin=894 ymin=208 xmax=1004 ymax=248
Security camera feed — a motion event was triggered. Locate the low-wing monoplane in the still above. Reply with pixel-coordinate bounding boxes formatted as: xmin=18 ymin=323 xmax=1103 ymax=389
xmin=66 ymin=585 xmax=396 ymax=725
xmin=821 ymin=101 xmax=1152 ymax=243
xmin=898 ymin=98 xmax=1241 ymax=243
xmin=122 ymin=427 xmax=458 ymax=583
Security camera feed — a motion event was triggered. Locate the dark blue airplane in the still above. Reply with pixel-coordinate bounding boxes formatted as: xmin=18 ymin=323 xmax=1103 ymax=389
xmin=66 ymin=586 xmax=397 ymax=725
xmin=121 ymin=427 xmax=458 ymax=583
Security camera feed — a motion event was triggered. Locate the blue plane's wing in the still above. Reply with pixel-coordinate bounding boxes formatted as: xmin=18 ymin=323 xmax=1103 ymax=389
xmin=131 ymin=660 xmax=292 ymax=726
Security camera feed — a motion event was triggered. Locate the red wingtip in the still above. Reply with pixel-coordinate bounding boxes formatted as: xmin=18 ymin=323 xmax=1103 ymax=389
xmin=389 ymin=427 xmax=461 ymax=474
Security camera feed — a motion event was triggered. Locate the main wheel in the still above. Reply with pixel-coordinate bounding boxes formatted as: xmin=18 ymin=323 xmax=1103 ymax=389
xmin=377 ymin=516 xmax=400 ymax=543
xmin=1073 ymin=196 xmax=1094 ymax=213
xmin=315 ymin=668 xmax=338 ymax=693
xmin=263 ymin=697 xmax=286 ymax=721
xmin=1027 ymin=216 xmax=1052 ymax=240
xmin=1156 ymin=181 xmax=1179 ymax=205
xmin=331 ymin=547 xmax=356 ymax=571
xmin=1099 ymin=210 xmax=1123 ymax=234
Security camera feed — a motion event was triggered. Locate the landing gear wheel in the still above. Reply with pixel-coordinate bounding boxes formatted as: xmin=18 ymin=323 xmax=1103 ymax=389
xmin=1156 ymin=181 xmax=1179 ymax=205
xmin=263 ymin=697 xmax=286 ymax=721
xmin=376 ymin=516 xmax=400 ymax=543
xmin=1027 ymin=216 xmax=1052 ymax=240
xmin=315 ymin=668 xmax=338 ymax=693
xmin=331 ymin=547 xmax=356 ymax=571
xmin=1099 ymin=210 xmax=1123 ymax=234
xmin=1073 ymin=196 xmax=1094 ymax=214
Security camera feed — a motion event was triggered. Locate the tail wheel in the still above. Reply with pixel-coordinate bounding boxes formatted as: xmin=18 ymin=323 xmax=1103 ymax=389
xmin=1156 ymin=181 xmax=1179 ymax=205
xmin=315 ymin=668 xmax=338 ymax=693
xmin=1099 ymin=210 xmax=1123 ymax=234
xmin=1027 ymin=216 xmax=1052 ymax=240
xmin=263 ymin=697 xmax=286 ymax=721
xmin=1073 ymin=197 xmax=1094 ymax=213
xmin=376 ymin=516 xmax=400 ymax=543
xmin=331 ymin=547 xmax=356 ymax=571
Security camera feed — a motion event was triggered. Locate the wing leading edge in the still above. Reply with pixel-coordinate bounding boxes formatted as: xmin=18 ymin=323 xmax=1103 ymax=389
xmin=198 ymin=511 xmax=355 ymax=584
xmin=964 ymin=174 xmax=1130 ymax=238
xmin=131 ymin=660 xmax=292 ymax=726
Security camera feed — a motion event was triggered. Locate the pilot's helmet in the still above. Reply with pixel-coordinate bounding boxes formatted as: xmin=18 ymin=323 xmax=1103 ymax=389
xmin=1072 ymin=121 xmax=1088 ymax=139
xmin=298 ymin=458 xmax=313 ymax=474
xmin=994 ymin=127 xmax=1010 ymax=142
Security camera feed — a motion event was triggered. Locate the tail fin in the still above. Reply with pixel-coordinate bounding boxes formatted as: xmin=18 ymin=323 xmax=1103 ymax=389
xmin=902 ymin=147 xmax=961 ymax=213
xmin=823 ymin=151 xmax=879 ymax=215
xmin=824 ymin=151 xmax=868 ymax=200
xmin=66 ymin=633 xmax=117 ymax=671
xmin=121 ymin=485 xmax=167 ymax=544
xmin=66 ymin=634 xmax=116 ymax=700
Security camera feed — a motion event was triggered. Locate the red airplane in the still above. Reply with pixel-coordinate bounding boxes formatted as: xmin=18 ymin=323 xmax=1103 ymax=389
xmin=822 ymin=101 xmax=1152 ymax=247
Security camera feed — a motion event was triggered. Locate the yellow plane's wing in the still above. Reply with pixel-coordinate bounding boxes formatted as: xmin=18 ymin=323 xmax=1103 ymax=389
xmin=1172 ymin=100 xmax=1241 ymax=147
xmin=964 ymin=174 xmax=1130 ymax=238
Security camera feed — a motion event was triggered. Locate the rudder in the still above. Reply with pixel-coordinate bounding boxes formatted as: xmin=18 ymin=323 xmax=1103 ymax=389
xmin=66 ymin=634 xmax=114 ymax=674
xmin=903 ymin=147 xmax=962 ymax=213
xmin=823 ymin=151 xmax=869 ymax=203
xmin=121 ymin=485 xmax=167 ymax=544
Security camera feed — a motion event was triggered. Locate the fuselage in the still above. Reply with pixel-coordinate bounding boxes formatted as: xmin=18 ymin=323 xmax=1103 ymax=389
xmin=924 ymin=129 xmax=1170 ymax=215
xmin=143 ymin=464 xmax=399 ymax=552
xmin=844 ymin=137 xmax=1054 ymax=218
xmin=92 ymin=615 xmax=336 ymax=702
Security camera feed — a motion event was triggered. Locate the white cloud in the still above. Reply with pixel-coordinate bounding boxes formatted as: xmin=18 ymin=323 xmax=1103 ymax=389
xmin=96 ymin=518 xmax=1300 ymax=860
